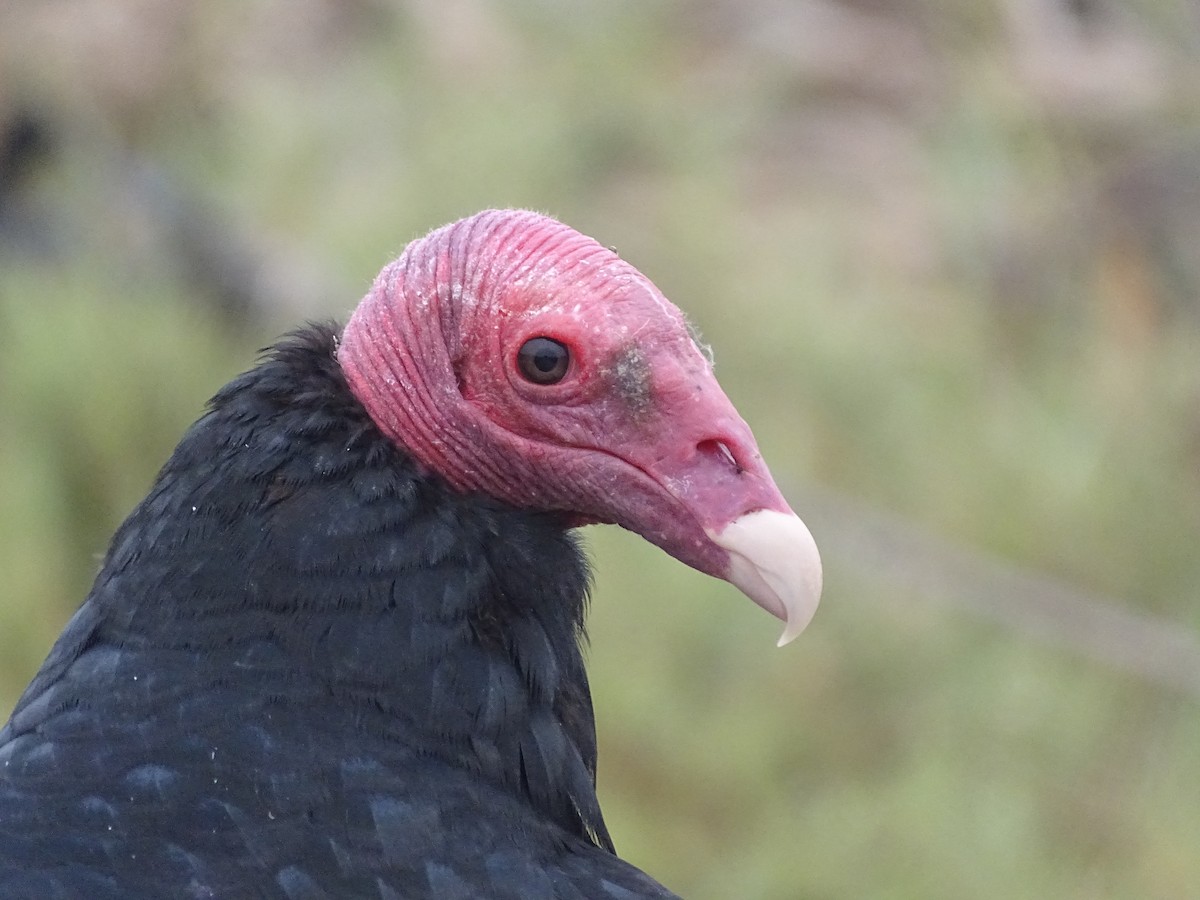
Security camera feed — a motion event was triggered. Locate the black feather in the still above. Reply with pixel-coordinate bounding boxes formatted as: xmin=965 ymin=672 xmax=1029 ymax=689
xmin=0 ymin=324 xmax=677 ymax=898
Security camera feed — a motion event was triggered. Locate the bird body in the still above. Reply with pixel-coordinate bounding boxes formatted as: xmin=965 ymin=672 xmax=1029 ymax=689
xmin=0 ymin=211 xmax=821 ymax=897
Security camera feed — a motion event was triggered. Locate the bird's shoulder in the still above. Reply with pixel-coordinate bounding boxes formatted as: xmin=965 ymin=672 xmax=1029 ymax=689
xmin=0 ymin=324 xmax=675 ymax=897
xmin=1 ymin=691 xmax=676 ymax=898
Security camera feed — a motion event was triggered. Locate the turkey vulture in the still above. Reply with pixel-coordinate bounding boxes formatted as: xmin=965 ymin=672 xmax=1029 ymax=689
xmin=0 ymin=210 xmax=822 ymax=898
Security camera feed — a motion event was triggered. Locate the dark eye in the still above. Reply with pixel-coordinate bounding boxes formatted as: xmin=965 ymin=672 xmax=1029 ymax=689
xmin=517 ymin=337 xmax=571 ymax=385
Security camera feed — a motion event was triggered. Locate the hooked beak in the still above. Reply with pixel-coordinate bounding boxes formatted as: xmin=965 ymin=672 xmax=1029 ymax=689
xmin=618 ymin=403 xmax=824 ymax=644
xmin=708 ymin=509 xmax=823 ymax=646
xmin=572 ymin=336 xmax=824 ymax=644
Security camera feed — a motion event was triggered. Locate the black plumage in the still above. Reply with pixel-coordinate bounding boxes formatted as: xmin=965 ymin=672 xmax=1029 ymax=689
xmin=0 ymin=325 xmax=676 ymax=898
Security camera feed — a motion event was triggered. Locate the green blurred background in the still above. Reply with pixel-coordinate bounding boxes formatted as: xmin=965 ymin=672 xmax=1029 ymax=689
xmin=2 ymin=1 xmax=1198 ymax=897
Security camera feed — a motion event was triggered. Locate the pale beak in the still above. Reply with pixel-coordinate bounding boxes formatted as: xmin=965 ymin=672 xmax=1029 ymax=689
xmin=708 ymin=509 xmax=823 ymax=646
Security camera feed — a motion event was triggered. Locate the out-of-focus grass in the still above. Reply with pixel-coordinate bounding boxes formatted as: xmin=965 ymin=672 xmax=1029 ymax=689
xmin=0 ymin=261 xmax=242 ymax=707
xmin=2 ymin=2 xmax=1198 ymax=897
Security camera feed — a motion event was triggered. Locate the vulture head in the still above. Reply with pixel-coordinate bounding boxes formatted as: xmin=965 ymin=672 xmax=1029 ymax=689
xmin=339 ymin=209 xmax=822 ymax=644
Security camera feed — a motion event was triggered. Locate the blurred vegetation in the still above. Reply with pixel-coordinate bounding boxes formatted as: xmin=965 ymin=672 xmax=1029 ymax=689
xmin=2 ymin=1 xmax=1199 ymax=897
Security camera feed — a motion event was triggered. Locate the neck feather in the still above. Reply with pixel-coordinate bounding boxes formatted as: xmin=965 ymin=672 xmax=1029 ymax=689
xmin=86 ymin=323 xmax=611 ymax=848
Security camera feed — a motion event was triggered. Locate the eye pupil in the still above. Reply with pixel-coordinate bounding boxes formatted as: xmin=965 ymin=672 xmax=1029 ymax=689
xmin=518 ymin=337 xmax=570 ymax=385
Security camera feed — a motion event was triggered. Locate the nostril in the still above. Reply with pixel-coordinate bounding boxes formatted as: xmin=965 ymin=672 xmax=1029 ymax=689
xmin=697 ymin=438 xmax=744 ymax=474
